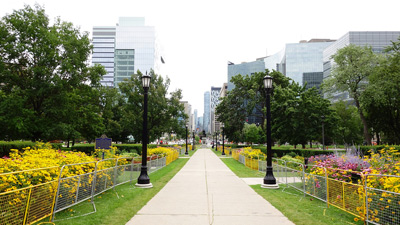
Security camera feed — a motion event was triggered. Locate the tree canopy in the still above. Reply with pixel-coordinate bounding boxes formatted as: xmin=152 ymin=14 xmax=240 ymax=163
xmin=0 ymin=5 xmax=186 ymax=144
xmin=216 ymin=69 xmax=336 ymax=147
xmin=0 ymin=4 xmax=105 ymax=141
xmin=322 ymin=44 xmax=378 ymax=145
xmin=118 ymin=70 xmax=187 ymax=143
xmin=361 ymin=39 xmax=400 ymax=144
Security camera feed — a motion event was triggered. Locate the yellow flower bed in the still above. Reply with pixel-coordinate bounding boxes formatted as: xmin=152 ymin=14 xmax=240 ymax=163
xmin=148 ymin=147 xmax=175 ymax=157
xmin=148 ymin=147 xmax=179 ymax=165
xmin=241 ymin=147 xmax=266 ymax=160
xmin=0 ymin=143 xmax=128 ymax=193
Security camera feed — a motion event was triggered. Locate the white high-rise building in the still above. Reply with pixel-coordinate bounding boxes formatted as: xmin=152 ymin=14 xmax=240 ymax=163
xmin=92 ymin=17 xmax=163 ymax=88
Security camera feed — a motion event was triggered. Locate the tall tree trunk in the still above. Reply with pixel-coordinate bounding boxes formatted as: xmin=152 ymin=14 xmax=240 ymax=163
xmin=354 ymin=98 xmax=372 ymax=145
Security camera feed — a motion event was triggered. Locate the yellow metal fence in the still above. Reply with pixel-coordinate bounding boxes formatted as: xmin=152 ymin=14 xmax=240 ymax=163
xmin=231 ymin=150 xmax=400 ymax=224
xmin=0 ymin=167 xmax=60 ymax=225
xmin=0 ymin=150 xmax=179 ymax=225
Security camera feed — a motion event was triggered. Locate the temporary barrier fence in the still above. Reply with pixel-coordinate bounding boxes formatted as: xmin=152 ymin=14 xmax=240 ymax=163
xmin=0 ymin=167 xmax=60 ymax=225
xmin=0 ymin=149 xmax=179 ymax=225
xmin=234 ymin=154 xmax=400 ymax=224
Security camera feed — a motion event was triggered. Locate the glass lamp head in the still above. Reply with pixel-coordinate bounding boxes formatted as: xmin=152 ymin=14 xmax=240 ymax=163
xmin=263 ymin=75 xmax=273 ymax=89
xmin=142 ymin=71 xmax=151 ymax=88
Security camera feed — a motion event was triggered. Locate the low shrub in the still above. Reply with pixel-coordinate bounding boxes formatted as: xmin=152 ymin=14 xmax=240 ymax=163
xmin=0 ymin=141 xmax=62 ymax=157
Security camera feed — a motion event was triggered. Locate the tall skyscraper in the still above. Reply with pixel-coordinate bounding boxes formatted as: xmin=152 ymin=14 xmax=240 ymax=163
xmin=92 ymin=17 xmax=163 ymax=88
xmin=194 ymin=109 xmax=198 ymax=132
xmin=198 ymin=116 xmax=203 ymax=131
xmin=210 ymin=87 xmax=221 ymax=133
xmin=203 ymin=91 xmax=210 ymax=133
xmin=92 ymin=26 xmax=116 ymax=87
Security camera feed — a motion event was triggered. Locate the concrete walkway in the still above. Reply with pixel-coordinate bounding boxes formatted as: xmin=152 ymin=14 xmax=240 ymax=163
xmin=126 ymin=148 xmax=294 ymax=225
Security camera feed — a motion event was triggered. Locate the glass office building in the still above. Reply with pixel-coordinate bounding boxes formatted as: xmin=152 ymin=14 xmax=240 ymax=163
xmin=210 ymin=87 xmax=221 ymax=133
xmin=92 ymin=27 xmax=116 ymax=87
xmin=92 ymin=17 xmax=161 ymax=88
xmin=227 ymin=60 xmax=265 ymax=91
xmin=264 ymin=39 xmax=334 ymax=89
xmin=323 ymin=31 xmax=400 ymax=102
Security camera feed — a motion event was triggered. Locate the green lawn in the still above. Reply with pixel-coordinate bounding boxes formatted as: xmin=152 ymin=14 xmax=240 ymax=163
xmin=219 ymin=156 xmax=364 ymax=225
xmin=45 ymin=158 xmax=189 ymax=225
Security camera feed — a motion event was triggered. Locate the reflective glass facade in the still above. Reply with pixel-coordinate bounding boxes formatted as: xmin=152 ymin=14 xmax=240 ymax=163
xmin=114 ymin=49 xmax=135 ymax=83
xmin=286 ymin=42 xmax=332 ymax=85
xmin=227 ymin=60 xmax=265 ymax=91
xmin=264 ymin=41 xmax=332 ymax=87
xmin=92 ymin=27 xmax=116 ymax=87
xmin=92 ymin=17 xmax=160 ymax=88
xmin=210 ymin=87 xmax=221 ymax=110
xmin=210 ymin=87 xmax=221 ymax=133
xmin=303 ymin=72 xmax=323 ymax=89
xmin=264 ymin=48 xmax=285 ymax=74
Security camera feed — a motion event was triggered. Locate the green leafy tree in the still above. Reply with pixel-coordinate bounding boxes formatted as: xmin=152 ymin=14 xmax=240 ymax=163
xmin=273 ymin=85 xmax=337 ymax=148
xmin=242 ymin=123 xmax=261 ymax=145
xmin=216 ymin=69 xmax=335 ymax=147
xmin=331 ymin=100 xmax=363 ymax=145
xmin=322 ymin=44 xmax=378 ymax=145
xmin=98 ymin=87 xmax=129 ymax=142
xmin=215 ymin=74 xmax=247 ymax=143
xmin=362 ymin=38 xmax=400 ymax=144
xmin=118 ymin=70 xmax=186 ymax=143
xmin=0 ymin=4 xmax=105 ymax=141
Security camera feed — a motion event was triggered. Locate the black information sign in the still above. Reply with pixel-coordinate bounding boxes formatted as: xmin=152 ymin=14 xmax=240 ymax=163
xmin=95 ymin=134 xmax=112 ymax=150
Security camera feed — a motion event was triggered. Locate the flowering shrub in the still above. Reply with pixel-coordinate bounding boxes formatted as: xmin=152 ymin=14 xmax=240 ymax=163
xmin=307 ymin=146 xmax=400 ymax=223
xmin=0 ymin=143 xmax=128 ymax=193
xmin=148 ymin=147 xmax=175 ymax=157
xmin=240 ymin=147 xmax=266 ymax=160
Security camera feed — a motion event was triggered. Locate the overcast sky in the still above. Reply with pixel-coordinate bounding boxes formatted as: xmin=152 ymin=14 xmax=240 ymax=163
xmin=1 ymin=0 xmax=399 ymax=115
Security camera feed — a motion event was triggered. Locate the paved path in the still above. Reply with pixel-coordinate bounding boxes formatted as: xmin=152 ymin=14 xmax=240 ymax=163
xmin=126 ymin=148 xmax=294 ymax=225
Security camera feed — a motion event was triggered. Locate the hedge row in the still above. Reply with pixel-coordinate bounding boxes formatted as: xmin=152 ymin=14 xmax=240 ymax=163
xmin=225 ymin=144 xmax=344 ymax=157
xmin=0 ymin=141 xmax=63 ymax=157
xmin=226 ymin=144 xmax=400 ymax=158
xmin=65 ymin=144 xmax=184 ymax=155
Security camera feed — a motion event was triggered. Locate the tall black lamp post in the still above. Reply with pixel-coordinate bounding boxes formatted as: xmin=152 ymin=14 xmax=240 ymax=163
xmin=215 ymin=132 xmax=218 ymax=151
xmin=192 ymin=131 xmax=195 ymax=150
xmin=136 ymin=72 xmax=153 ymax=188
xmin=262 ymin=75 xmax=278 ymax=189
xmin=212 ymin=133 xmax=214 ymax=149
xmin=221 ymin=124 xmax=225 ymax=156
xmin=321 ymin=115 xmax=325 ymax=151
xmin=185 ymin=125 xmax=189 ymax=155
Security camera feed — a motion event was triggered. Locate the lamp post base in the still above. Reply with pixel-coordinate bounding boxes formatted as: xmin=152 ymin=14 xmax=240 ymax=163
xmin=135 ymin=183 xmax=153 ymax=188
xmin=261 ymin=183 xmax=279 ymax=189
xmin=262 ymin=166 xmax=278 ymax=189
